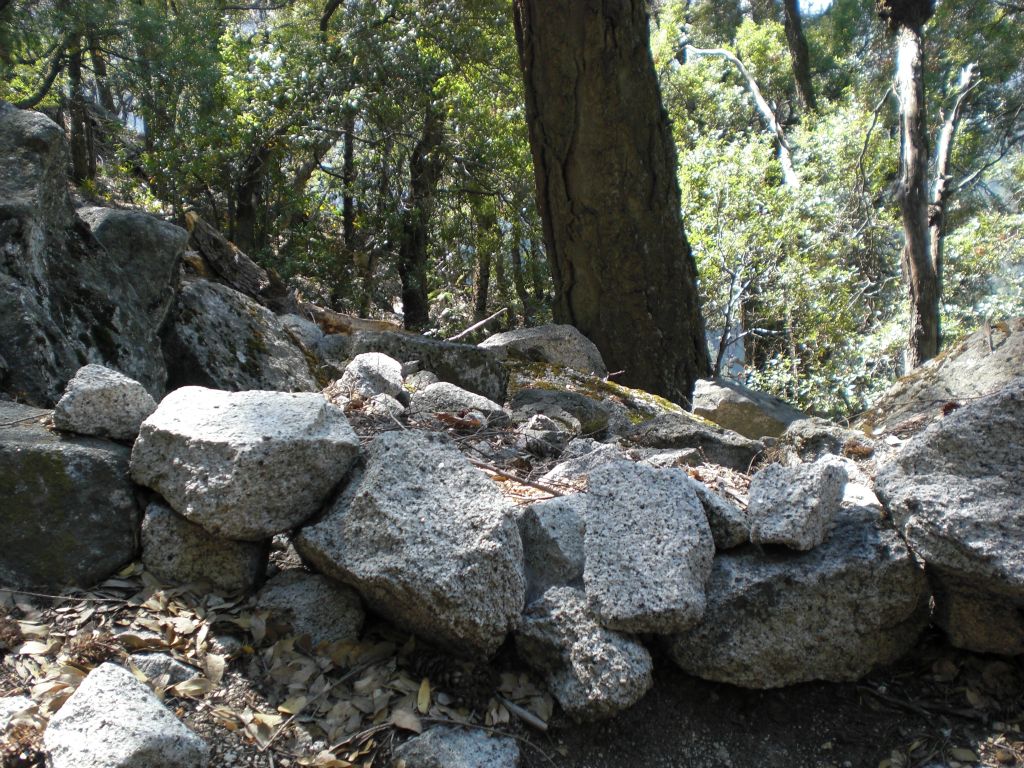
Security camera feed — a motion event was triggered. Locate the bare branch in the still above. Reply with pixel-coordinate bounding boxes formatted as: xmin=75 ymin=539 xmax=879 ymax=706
xmin=13 ymin=44 xmax=67 ymax=109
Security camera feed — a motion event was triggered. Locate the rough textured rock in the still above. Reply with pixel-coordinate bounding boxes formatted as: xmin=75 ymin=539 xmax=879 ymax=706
xmin=747 ymin=458 xmax=848 ymax=551
xmin=0 ymin=401 xmax=139 ymax=589
xmin=163 ymin=279 xmax=317 ymax=393
xmin=404 ymin=369 xmax=440 ymax=392
xmin=364 ymin=393 xmax=406 ymax=418
xmin=513 ymin=414 xmax=570 ymax=456
xmin=510 ymin=388 xmax=610 ymax=435
xmin=128 ymin=653 xmax=200 ymax=686
xmin=516 ymin=587 xmax=652 ymax=721
xmin=624 ymin=413 xmax=763 ymax=471
xmin=408 ymin=381 xmax=508 ymax=425
xmin=280 ymin=313 xmax=325 ymax=351
xmin=668 ymin=506 xmax=929 ymax=688
xmin=131 ymin=387 xmax=359 ymax=541
xmin=336 ymin=352 xmax=404 ymax=399
xmin=692 ymin=378 xmax=805 ymax=439
xmin=780 ymin=417 xmax=874 ymax=462
xmin=141 ymin=502 xmax=267 ymax=592
xmin=0 ymin=695 xmax=33 ymax=731
xmin=43 ymin=663 xmax=209 ymax=768
xmin=875 ymin=379 xmax=1024 ymax=654
xmin=516 ymin=496 xmax=587 ymax=601
xmin=53 ymin=364 xmax=157 ymax=441
xmin=0 ymin=104 xmax=185 ymax=406
xmin=584 ymin=463 xmax=714 ymax=633
xmin=539 ymin=441 xmax=630 ymax=489
xmin=479 ymin=324 xmax=607 ymax=376
xmin=690 ymin=480 xmax=750 ymax=550
xmin=316 ymin=331 xmax=508 ymax=402
xmin=858 ymin=318 xmax=1024 ymax=435
xmin=391 ymin=725 xmax=520 ymax=768
xmin=295 ymin=430 xmax=525 ymax=657
xmin=255 ymin=570 xmax=364 ymax=647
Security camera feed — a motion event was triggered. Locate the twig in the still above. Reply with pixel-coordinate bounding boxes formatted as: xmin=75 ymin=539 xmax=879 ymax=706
xmin=497 ymin=695 xmax=548 ymax=732
xmin=1 ymin=588 xmax=131 ymax=605
xmin=857 ymin=86 xmax=893 ymax=199
xmin=466 ymin=458 xmax=566 ymax=498
xmin=0 ymin=415 xmax=46 ymax=428
xmin=447 ymin=307 xmax=508 ymax=342
xmin=857 ymin=685 xmax=987 ymax=722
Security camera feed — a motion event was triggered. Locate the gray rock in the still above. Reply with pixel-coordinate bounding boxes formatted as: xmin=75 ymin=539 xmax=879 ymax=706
xmin=391 ymin=725 xmax=520 ymax=768
xmin=255 ymin=570 xmax=364 ymax=647
xmin=141 ymin=502 xmax=267 ymax=592
xmin=131 ymin=387 xmax=359 ymax=541
xmin=280 ymin=313 xmax=325 ymax=351
xmin=408 ymin=381 xmax=509 ymax=426
xmin=365 ymin=393 xmax=407 ymax=418
xmin=748 ymin=458 xmax=847 ymax=551
xmin=163 ymin=279 xmax=317 ymax=393
xmin=516 ymin=587 xmax=652 ymax=721
xmin=517 ymin=496 xmax=587 ymax=601
xmin=875 ymin=379 xmax=1024 ymax=654
xmin=510 ymin=388 xmax=610 ymax=435
xmin=295 ymin=430 xmax=525 ymax=657
xmin=0 ymin=105 xmax=185 ymax=406
xmin=316 ymin=331 xmax=508 ymax=402
xmin=404 ymin=369 xmax=440 ymax=392
xmin=539 ymin=442 xmax=630 ymax=490
xmin=53 ymin=364 xmax=157 ymax=441
xmin=0 ymin=401 xmax=139 ymax=589
xmin=0 ymin=695 xmax=33 ymax=731
xmin=624 ymin=413 xmax=763 ymax=472
xmin=780 ymin=417 xmax=874 ymax=462
xmin=513 ymin=414 xmax=570 ymax=456
xmin=667 ymin=507 xmax=929 ymax=688
xmin=584 ymin=463 xmax=714 ymax=633
xmin=690 ymin=480 xmax=750 ymax=550
xmin=43 ymin=663 xmax=209 ymax=768
xmin=636 ymin=448 xmax=702 ymax=469
xmin=480 ymin=324 xmax=607 ymax=376
xmin=128 ymin=653 xmax=200 ymax=686
xmin=336 ymin=352 xmax=404 ymax=399
xmin=692 ymin=378 xmax=805 ymax=439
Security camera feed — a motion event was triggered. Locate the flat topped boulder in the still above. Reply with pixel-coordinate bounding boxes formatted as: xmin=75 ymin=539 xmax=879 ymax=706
xmin=692 ymin=378 xmax=805 ymax=439
xmin=131 ymin=387 xmax=359 ymax=541
xmin=295 ymin=430 xmax=525 ymax=658
xmin=624 ymin=412 xmax=763 ymax=471
xmin=480 ymin=324 xmax=608 ymax=376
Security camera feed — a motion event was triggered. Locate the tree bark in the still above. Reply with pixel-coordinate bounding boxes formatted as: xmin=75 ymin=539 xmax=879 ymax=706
xmin=342 ymin=109 xmax=357 ymax=249
xmin=67 ymin=42 xmax=95 ymax=183
xmin=233 ymin=143 xmax=273 ymax=255
xmin=514 ymin=0 xmax=710 ymax=404
xmin=398 ymin=99 xmax=445 ymax=331
xmin=88 ymin=35 xmax=117 ymax=115
xmin=511 ymin=226 xmax=534 ymax=325
xmin=782 ymin=0 xmax=816 ymax=112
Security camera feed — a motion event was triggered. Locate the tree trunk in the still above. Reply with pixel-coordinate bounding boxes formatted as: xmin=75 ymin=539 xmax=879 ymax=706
xmin=511 ymin=225 xmax=534 ymax=325
xmin=67 ymin=42 xmax=95 ymax=183
xmin=233 ymin=144 xmax=273 ymax=255
xmin=398 ymin=99 xmax=445 ymax=331
xmin=342 ymin=109 xmax=357 ymax=249
xmin=514 ymin=0 xmax=710 ymax=404
xmin=88 ymin=36 xmax=116 ymax=115
xmin=782 ymin=0 xmax=816 ymax=112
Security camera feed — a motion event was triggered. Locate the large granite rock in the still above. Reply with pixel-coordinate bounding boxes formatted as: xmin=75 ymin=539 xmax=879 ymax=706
xmin=295 ymin=430 xmax=525 ymax=658
xmin=624 ymin=413 xmax=763 ymax=471
xmin=53 ymin=364 xmax=157 ymax=441
xmin=516 ymin=587 xmax=652 ymax=722
xmin=875 ymin=379 xmax=1024 ymax=654
xmin=668 ymin=507 xmax=928 ymax=688
xmin=747 ymin=458 xmax=848 ymax=551
xmin=315 ymin=331 xmax=508 ymax=402
xmin=131 ymin=387 xmax=359 ymax=541
xmin=516 ymin=496 xmax=587 ymax=601
xmin=692 ymin=378 xmax=805 ymax=439
xmin=0 ymin=104 xmax=185 ymax=406
xmin=584 ymin=463 xmax=714 ymax=633
xmin=391 ymin=725 xmax=520 ymax=768
xmin=479 ymin=324 xmax=607 ymax=376
xmin=0 ymin=401 xmax=139 ymax=589
xmin=163 ymin=279 xmax=317 ymax=393
xmin=43 ymin=663 xmax=209 ymax=768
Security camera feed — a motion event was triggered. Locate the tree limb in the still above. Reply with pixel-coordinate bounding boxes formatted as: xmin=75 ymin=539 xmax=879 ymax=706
xmin=13 ymin=44 xmax=67 ymax=109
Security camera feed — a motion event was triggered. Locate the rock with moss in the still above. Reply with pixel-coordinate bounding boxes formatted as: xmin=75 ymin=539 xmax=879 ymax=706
xmin=479 ymin=324 xmax=607 ymax=376
xmin=692 ymin=378 xmax=805 ymax=439
xmin=162 ymin=279 xmax=317 ymax=393
xmin=510 ymin=388 xmax=610 ymax=436
xmin=0 ymin=401 xmax=140 ymax=589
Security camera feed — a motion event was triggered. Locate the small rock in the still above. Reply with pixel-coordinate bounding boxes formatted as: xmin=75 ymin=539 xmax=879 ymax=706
xmin=336 ymin=352 xmax=404 ymax=399
xmin=391 ymin=725 xmax=520 ymax=768
xmin=0 ymin=695 xmax=33 ymax=731
xmin=513 ymin=414 xmax=570 ymax=456
xmin=53 ymin=364 xmax=157 ymax=441
xmin=256 ymin=570 xmax=364 ymax=647
xmin=128 ymin=653 xmax=200 ymax=686
xmin=365 ymin=393 xmax=406 ymax=418
xmin=539 ymin=441 xmax=630 ymax=489
xmin=510 ymin=388 xmax=610 ymax=436
xmin=781 ymin=417 xmax=874 ymax=462
xmin=408 ymin=381 xmax=508 ymax=426
xmin=404 ymin=369 xmax=440 ymax=392
xmin=690 ymin=480 xmax=750 ymax=550
xmin=480 ymin=324 xmax=607 ymax=376
xmin=692 ymin=378 xmax=805 ymax=439
xmin=748 ymin=458 xmax=847 ymax=551
xmin=625 ymin=413 xmax=763 ymax=472
xmin=43 ymin=663 xmax=209 ymax=767
xmin=516 ymin=496 xmax=587 ymax=601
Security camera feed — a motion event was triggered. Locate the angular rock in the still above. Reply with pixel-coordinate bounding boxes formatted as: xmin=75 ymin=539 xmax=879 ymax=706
xmin=279 ymin=313 xmax=325 ymax=351
xmin=636 ymin=447 xmax=701 ymax=469
xmin=404 ymin=369 xmax=440 ymax=392
xmin=336 ymin=352 xmax=404 ymax=399
xmin=692 ymin=378 xmax=805 ymax=439
xmin=43 ymin=663 xmax=209 ymax=768
xmin=479 ymin=324 xmax=607 ymax=376
xmin=0 ymin=401 xmax=139 ymax=589
xmin=316 ymin=331 xmax=508 ymax=402
xmin=131 ymin=387 xmax=359 ymax=541
xmin=780 ymin=417 xmax=874 ymax=462
xmin=516 ymin=587 xmax=652 ymax=721
xmin=584 ymin=463 xmax=714 ymax=633
xmin=53 ymin=364 xmax=157 ymax=441
xmin=391 ymin=725 xmax=520 ymax=768
xmin=516 ymin=496 xmax=587 ymax=601
xmin=510 ymin=388 xmax=610 ymax=435
xmin=747 ymin=458 xmax=847 ymax=551
xmin=163 ymin=279 xmax=317 ymax=393
xmin=295 ymin=431 xmax=525 ymax=657
xmin=408 ymin=381 xmax=508 ymax=426
xmin=141 ymin=502 xmax=267 ymax=592
xmin=667 ymin=507 xmax=929 ymax=687
xmin=539 ymin=441 xmax=630 ymax=489
xmin=624 ymin=413 xmax=763 ymax=472
xmin=128 ymin=653 xmax=200 ymax=686
xmin=1 ymin=105 xmax=185 ymax=406
xmin=875 ymin=379 xmax=1024 ymax=654
xmin=256 ymin=570 xmax=364 ymax=647
xmin=690 ymin=480 xmax=750 ymax=550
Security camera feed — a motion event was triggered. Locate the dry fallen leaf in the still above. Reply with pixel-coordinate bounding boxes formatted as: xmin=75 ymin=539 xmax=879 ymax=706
xmin=416 ymin=678 xmax=431 ymax=714
xmin=389 ymin=709 xmax=422 ymax=734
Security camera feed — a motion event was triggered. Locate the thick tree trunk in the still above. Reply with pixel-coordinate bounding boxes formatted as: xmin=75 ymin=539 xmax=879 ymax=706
xmin=342 ymin=109 xmax=357 ymax=249
xmin=398 ymin=100 xmax=445 ymax=331
xmin=511 ymin=228 xmax=534 ymax=325
xmin=233 ymin=144 xmax=273 ymax=256
xmin=782 ymin=0 xmax=816 ymax=112
xmin=67 ymin=44 xmax=95 ymax=183
xmin=88 ymin=36 xmax=116 ymax=115
xmin=514 ymin=0 xmax=710 ymax=404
